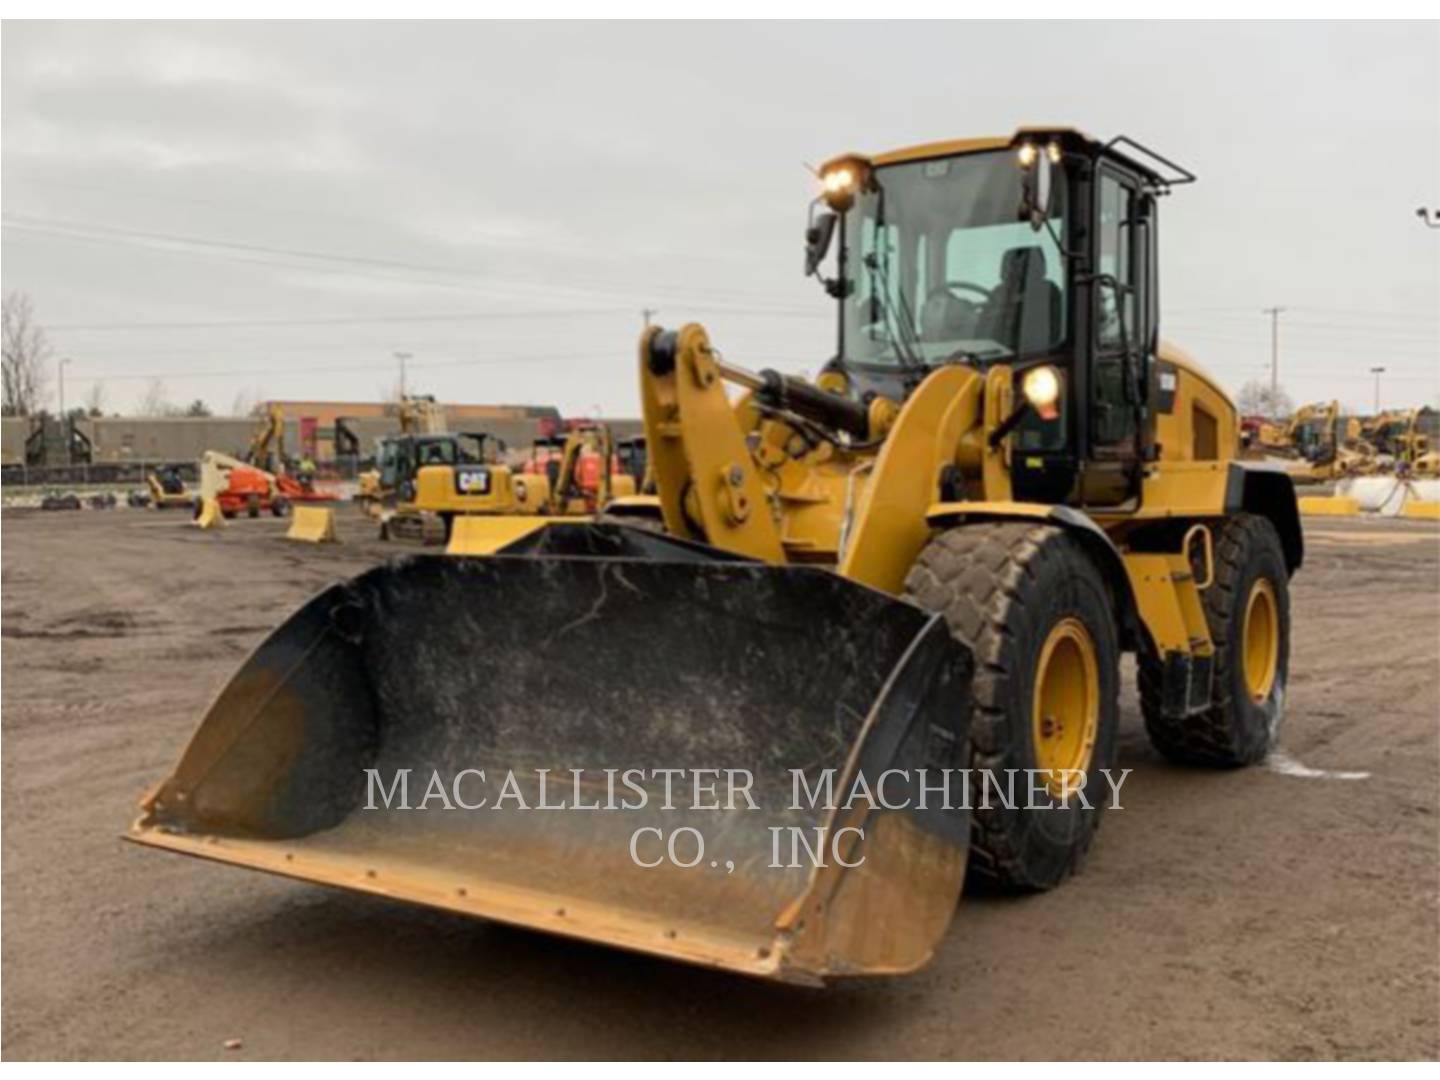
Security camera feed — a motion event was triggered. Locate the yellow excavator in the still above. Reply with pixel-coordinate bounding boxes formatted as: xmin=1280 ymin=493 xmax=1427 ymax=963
xmin=244 ymin=403 xmax=287 ymax=475
xmin=1283 ymin=400 xmax=1376 ymax=482
xmin=355 ymin=395 xmax=448 ymax=515
xmin=384 ymin=422 xmax=645 ymax=544
xmin=1373 ymin=406 xmax=1440 ymax=476
xmin=378 ymin=429 xmax=523 ymax=543
xmin=130 ymin=128 xmax=1300 ymax=986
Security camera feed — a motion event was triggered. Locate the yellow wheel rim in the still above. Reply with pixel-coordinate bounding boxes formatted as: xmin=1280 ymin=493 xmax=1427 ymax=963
xmin=1242 ymin=578 xmax=1279 ymax=703
xmin=1031 ymin=617 xmax=1100 ymax=798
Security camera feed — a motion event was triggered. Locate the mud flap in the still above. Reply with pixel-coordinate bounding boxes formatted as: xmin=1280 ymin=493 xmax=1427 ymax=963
xmin=128 ymin=526 xmax=974 ymax=984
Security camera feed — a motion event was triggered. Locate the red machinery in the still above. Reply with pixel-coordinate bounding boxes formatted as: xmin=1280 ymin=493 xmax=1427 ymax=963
xmin=211 ymin=460 xmax=289 ymax=519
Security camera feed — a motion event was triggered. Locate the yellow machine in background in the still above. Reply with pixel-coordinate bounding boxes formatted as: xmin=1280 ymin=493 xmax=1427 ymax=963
xmin=379 ymin=430 xmax=527 ymax=543
xmin=132 ymin=127 xmax=1301 ymax=985
xmin=1281 ymin=400 xmax=1376 ymax=482
xmin=387 ymin=422 xmax=642 ymax=545
xmin=1377 ymin=407 xmax=1440 ymax=476
xmin=355 ymin=395 xmax=449 ymax=515
xmin=244 ymin=403 xmax=287 ymax=474
xmin=145 ymin=466 xmax=195 ymax=510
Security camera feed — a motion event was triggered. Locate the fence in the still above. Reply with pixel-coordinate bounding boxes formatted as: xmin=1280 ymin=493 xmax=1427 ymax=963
xmin=1 ymin=458 xmax=366 ymax=489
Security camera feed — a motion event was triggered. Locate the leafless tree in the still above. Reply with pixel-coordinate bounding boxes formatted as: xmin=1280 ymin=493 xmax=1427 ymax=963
xmin=138 ymin=378 xmax=171 ymax=416
xmin=85 ymin=381 xmax=107 ymax=417
xmin=184 ymin=398 xmax=212 ymax=417
xmin=1236 ymin=380 xmax=1293 ymax=419
xmin=229 ymin=390 xmax=255 ymax=417
xmin=2 ymin=291 xmax=53 ymax=416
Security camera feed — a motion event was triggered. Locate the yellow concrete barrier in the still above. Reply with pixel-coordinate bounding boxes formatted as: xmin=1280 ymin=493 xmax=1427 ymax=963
xmin=192 ymin=497 xmax=225 ymax=530
xmin=446 ymin=515 xmax=556 ymax=555
xmin=1399 ymin=499 xmax=1440 ymax=521
xmin=286 ymin=506 xmax=338 ymax=543
xmin=1298 ymin=496 xmax=1360 ymax=517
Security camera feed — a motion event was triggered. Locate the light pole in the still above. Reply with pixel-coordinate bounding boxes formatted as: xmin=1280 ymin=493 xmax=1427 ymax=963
xmin=642 ymin=307 xmax=659 ymax=328
xmin=394 ymin=351 xmax=412 ymax=398
xmin=1370 ymin=366 xmax=1386 ymax=414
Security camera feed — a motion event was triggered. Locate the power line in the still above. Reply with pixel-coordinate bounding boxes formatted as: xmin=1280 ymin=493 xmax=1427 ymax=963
xmin=45 ymin=308 xmax=628 ymax=331
xmin=63 ymin=349 xmax=824 ymax=384
xmin=1166 ymin=305 xmax=1439 ymax=324
xmin=1162 ymin=319 xmax=1438 ymax=342
xmin=2 ymin=212 xmax=821 ymax=314
xmin=43 ymin=305 xmax=829 ymax=333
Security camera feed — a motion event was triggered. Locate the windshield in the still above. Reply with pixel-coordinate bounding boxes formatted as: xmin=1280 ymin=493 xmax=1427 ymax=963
xmin=416 ymin=437 xmax=457 ymax=466
xmin=840 ymin=150 xmax=1067 ymax=368
xmin=456 ymin=434 xmax=491 ymax=463
xmin=1295 ymin=418 xmax=1327 ymax=453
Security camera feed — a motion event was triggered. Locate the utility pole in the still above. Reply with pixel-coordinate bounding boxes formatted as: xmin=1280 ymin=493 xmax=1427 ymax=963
xmin=642 ymin=308 xmax=659 ymax=329
xmin=394 ymin=351 xmax=412 ymax=399
xmin=1370 ymin=366 xmax=1386 ymax=414
xmin=58 ymin=357 xmax=70 ymax=465
xmin=1262 ymin=306 xmax=1285 ymax=408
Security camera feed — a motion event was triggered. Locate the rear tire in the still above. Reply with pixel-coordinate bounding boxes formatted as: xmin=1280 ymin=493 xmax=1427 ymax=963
xmin=904 ymin=522 xmax=1120 ymax=891
xmin=1140 ymin=514 xmax=1289 ymax=767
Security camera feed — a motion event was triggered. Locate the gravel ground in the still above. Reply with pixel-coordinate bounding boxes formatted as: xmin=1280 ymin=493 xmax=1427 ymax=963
xmin=2 ymin=504 xmax=1436 ymax=1060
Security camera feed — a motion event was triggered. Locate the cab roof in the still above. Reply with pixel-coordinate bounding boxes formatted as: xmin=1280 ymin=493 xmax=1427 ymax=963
xmin=861 ymin=127 xmax=1189 ymax=189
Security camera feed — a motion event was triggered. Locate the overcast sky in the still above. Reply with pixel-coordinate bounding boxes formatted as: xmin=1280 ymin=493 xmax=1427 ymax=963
xmin=3 ymin=20 xmax=1437 ymax=418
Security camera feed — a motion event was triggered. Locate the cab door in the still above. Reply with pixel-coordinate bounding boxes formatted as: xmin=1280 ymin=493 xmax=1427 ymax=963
xmin=1082 ymin=166 xmax=1152 ymax=506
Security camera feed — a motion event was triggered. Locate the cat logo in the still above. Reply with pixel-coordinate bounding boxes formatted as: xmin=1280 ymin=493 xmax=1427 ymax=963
xmin=455 ymin=467 xmax=492 ymax=496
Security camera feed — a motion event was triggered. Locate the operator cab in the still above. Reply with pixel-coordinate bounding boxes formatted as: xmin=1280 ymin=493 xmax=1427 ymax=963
xmin=807 ymin=128 xmax=1195 ymax=509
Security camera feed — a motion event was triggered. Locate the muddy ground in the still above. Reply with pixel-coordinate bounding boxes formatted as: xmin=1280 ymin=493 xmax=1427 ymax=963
xmin=1 ymin=503 xmax=1437 ymax=1060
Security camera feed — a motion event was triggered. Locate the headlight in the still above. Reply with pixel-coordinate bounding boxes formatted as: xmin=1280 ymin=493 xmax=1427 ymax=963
xmin=1016 ymin=143 xmax=1038 ymax=168
xmin=1022 ymin=365 xmax=1061 ymax=420
xmin=822 ymin=167 xmax=854 ymax=195
xmin=817 ymin=156 xmax=869 ymax=211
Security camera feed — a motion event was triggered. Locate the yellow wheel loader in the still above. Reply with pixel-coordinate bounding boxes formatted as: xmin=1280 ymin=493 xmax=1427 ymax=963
xmin=128 ymin=128 xmax=1301 ymax=985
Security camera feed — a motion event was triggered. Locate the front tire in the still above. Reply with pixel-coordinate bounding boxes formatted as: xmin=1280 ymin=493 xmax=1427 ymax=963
xmin=904 ymin=522 xmax=1121 ymax=891
xmin=1140 ymin=514 xmax=1289 ymax=767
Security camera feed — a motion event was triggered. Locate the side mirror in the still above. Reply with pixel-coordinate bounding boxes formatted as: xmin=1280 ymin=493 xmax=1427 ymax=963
xmin=805 ymin=210 xmax=838 ymax=276
xmin=1018 ymin=145 xmax=1055 ymax=231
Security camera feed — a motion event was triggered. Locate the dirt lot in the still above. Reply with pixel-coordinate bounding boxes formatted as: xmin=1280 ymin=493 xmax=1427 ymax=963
xmin=2 ymin=503 xmax=1437 ymax=1060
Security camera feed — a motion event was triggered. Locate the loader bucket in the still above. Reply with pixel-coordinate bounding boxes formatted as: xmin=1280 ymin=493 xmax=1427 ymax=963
xmin=128 ymin=525 xmax=974 ymax=985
